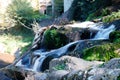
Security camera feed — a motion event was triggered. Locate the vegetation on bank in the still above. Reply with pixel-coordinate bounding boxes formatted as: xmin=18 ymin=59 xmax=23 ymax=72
xmin=83 ymin=31 xmax=120 ymax=62
xmin=7 ymin=0 xmax=48 ymax=29
xmin=44 ymin=29 xmax=68 ymax=49
xmin=0 ymin=0 xmax=48 ymax=54
xmin=0 ymin=28 xmax=34 ymax=54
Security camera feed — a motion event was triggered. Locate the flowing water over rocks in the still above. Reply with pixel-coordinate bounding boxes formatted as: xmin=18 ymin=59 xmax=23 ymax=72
xmin=15 ymin=21 xmax=116 ymax=72
xmin=1 ymin=21 xmax=117 ymax=80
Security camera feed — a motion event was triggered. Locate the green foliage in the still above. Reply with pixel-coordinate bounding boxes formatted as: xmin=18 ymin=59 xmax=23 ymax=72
xmin=7 ymin=0 xmax=45 ymax=28
xmin=86 ymin=8 xmax=110 ymax=21
xmin=70 ymin=0 xmax=111 ymax=21
xmin=0 ymin=28 xmax=33 ymax=54
xmin=53 ymin=63 xmax=66 ymax=70
xmin=44 ymin=29 xmax=68 ymax=49
xmin=109 ymin=31 xmax=120 ymax=43
xmin=102 ymin=11 xmax=120 ymax=23
xmin=117 ymin=76 xmax=120 ymax=80
xmin=83 ymin=43 xmax=120 ymax=62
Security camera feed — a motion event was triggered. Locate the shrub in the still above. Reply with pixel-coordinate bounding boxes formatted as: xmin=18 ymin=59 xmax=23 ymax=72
xmin=102 ymin=10 xmax=120 ymax=23
xmin=83 ymin=43 xmax=120 ymax=62
xmin=44 ymin=29 xmax=68 ymax=49
xmin=7 ymin=0 xmax=45 ymax=28
xmin=69 ymin=0 xmax=111 ymax=21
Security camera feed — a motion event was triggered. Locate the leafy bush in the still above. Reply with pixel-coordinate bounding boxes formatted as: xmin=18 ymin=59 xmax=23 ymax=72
xmin=109 ymin=31 xmax=120 ymax=43
xmin=69 ymin=0 xmax=111 ymax=21
xmin=83 ymin=43 xmax=120 ymax=61
xmin=86 ymin=8 xmax=110 ymax=21
xmin=44 ymin=29 xmax=68 ymax=49
xmin=102 ymin=10 xmax=120 ymax=23
xmin=7 ymin=0 xmax=45 ymax=28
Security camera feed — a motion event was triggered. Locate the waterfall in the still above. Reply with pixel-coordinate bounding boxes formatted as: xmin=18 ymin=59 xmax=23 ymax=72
xmin=94 ymin=25 xmax=115 ymax=39
xmin=16 ymin=40 xmax=79 ymax=71
xmin=15 ymin=21 xmax=116 ymax=72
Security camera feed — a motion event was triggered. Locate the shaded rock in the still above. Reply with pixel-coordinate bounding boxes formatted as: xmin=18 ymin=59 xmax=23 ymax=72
xmin=102 ymin=58 xmax=120 ymax=69
xmin=0 ymin=71 xmax=12 ymax=80
xmin=25 ymin=72 xmax=49 ymax=80
xmin=69 ymin=39 xmax=108 ymax=57
xmin=65 ymin=70 xmax=84 ymax=80
xmin=107 ymin=19 xmax=120 ymax=30
xmin=49 ymin=56 xmax=103 ymax=72
xmin=0 ymin=68 xmax=25 ymax=80
xmin=49 ymin=70 xmax=69 ymax=80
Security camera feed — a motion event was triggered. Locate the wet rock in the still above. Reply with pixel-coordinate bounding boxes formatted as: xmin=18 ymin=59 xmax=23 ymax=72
xmin=49 ymin=56 xmax=103 ymax=72
xmin=49 ymin=70 xmax=69 ymax=80
xmin=69 ymin=39 xmax=108 ymax=57
xmin=0 ymin=71 xmax=12 ymax=80
xmin=107 ymin=19 xmax=120 ymax=30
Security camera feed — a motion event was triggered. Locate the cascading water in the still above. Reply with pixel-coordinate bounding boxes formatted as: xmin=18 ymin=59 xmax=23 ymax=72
xmin=94 ymin=25 xmax=115 ymax=39
xmin=16 ymin=40 xmax=79 ymax=71
xmin=15 ymin=21 xmax=116 ymax=72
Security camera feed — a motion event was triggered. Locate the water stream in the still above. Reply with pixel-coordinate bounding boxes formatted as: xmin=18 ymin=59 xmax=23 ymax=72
xmin=15 ymin=21 xmax=115 ymax=72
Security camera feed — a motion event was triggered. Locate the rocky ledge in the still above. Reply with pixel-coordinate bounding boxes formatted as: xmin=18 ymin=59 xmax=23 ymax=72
xmin=24 ymin=56 xmax=120 ymax=80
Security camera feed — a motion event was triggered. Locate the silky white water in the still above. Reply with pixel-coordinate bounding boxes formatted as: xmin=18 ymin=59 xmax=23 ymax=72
xmin=94 ymin=25 xmax=115 ymax=39
xmin=15 ymin=21 xmax=115 ymax=72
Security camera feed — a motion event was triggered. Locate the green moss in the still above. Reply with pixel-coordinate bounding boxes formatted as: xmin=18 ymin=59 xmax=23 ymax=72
xmin=53 ymin=63 xmax=66 ymax=70
xmin=44 ymin=29 xmax=68 ymax=49
xmin=109 ymin=31 xmax=120 ymax=43
xmin=83 ymin=43 xmax=120 ymax=62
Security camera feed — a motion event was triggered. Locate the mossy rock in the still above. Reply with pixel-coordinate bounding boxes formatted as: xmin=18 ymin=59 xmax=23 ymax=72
xmin=83 ymin=43 xmax=120 ymax=62
xmin=109 ymin=31 xmax=120 ymax=43
xmin=43 ymin=29 xmax=68 ymax=49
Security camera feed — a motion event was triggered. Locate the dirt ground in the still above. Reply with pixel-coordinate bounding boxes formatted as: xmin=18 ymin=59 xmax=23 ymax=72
xmin=0 ymin=53 xmax=15 ymax=68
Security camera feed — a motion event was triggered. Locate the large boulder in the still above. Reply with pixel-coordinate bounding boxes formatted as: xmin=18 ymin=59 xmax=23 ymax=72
xmin=49 ymin=56 xmax=103 ymax=72
xmin=102 ymin=58 xmax=120 ymax=69
xmin=88 ymin=68 xmax=120 ymax=80
xmin=49 ymin=70 xmax=69 ymax=80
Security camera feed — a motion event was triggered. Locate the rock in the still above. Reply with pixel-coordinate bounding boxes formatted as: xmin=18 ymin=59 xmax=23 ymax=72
xmin=107 ymin=19 xmax=120 ymax=30
xmin=65 ymin=70 xmax=84 ymax=80
xmin=69 ymin=39 xmax=108 ymax=57
xmin=0 ymin=71 xmax=12 ymax=80
xmin=49 ymin=56 xmax=103 ymax=72
xmin=102 ymin=58 xmax=120 ymax=69
xmin=25 ymin=72 xmax=49 ymax=80
xmin=114 ymin=49 xmax=120 ymax=55
xmin=88 ymin=68 xmax=120 ymax=80
xmin=49 ymin=70 xmax=69 ymax=80
xmin=35 ymin=72 xmax=49 ymax=80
